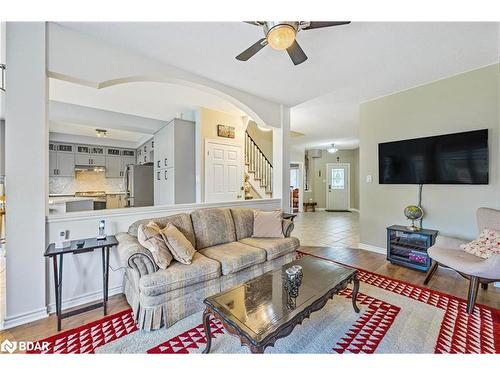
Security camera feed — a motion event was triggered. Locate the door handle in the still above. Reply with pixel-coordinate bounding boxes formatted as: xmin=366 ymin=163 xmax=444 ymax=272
xmin=157 ymin=171 xmax=160 ymax=181
xmin=164 ymin=158 xmax=168 ymax=167
xmin=164 ymin=170 xmax=168 ymax=180
xmin=157 ymin=160 xmax=160 ymax=168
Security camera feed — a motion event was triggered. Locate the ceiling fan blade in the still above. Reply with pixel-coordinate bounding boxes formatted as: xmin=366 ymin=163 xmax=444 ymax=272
xmin=302 ymin=21 xmax=351 ymax=30
xmin=244 ymin=21 xmax=264 ymax=26
xmin=235 ymin=38 xmax=268 ymax=61
xmin=286 ymin=40 xmax=308 ymax=66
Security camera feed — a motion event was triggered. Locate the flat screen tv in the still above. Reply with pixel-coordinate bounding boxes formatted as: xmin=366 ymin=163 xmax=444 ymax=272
xmin=378 ymin=129 xmax=488 ymax=184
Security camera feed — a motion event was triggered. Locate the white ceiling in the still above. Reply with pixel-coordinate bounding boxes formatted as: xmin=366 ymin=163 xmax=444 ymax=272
xmin=56 ymin=22 xmax=500 ymax=149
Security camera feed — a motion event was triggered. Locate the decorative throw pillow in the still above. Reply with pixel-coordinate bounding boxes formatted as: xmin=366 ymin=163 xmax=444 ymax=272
xmin=252 ymin=209 xmax=284 ymax=238
xmin=137 ymin=222 xmax=173 ymax=269
xmin=161 ymin=222 xmax=197 ymax=264
xmin=460 ymin=229 xmax=500 ymax=259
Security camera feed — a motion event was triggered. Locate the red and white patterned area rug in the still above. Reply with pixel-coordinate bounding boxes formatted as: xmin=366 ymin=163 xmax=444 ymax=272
xmin=28 ymin=253 xmax=500 ymax=354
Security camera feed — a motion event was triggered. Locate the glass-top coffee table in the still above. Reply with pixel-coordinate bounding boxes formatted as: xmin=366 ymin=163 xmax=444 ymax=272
xmin=202 ymin=255 xmax=359 ymax=353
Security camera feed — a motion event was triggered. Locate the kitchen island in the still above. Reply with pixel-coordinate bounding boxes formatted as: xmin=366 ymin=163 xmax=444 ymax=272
xmin=48 ymin=196 xmax=94 ymax=214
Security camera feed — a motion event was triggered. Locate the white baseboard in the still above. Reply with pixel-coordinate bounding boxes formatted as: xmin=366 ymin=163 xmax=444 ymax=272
xmin=2 ymin=307 xmax=48 ymax=330
xmin=47 ymin=285 xmax=124 ymax=314
xmin=1 ymin=286 xmax=124 ymax=330
xmin=349 ymin=208 xmax=360 ymax=213
xmin=357 ymin=243 xmax=386 ymax=255
xmin=316 ymin=208 xmax=326 ymax=211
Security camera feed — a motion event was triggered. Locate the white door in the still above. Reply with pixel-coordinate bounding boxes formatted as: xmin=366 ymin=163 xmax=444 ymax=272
xmin=205 ymin=140 xmax=243 ymax=203
xmin=326 ymin=163 xmax=350 ymax=211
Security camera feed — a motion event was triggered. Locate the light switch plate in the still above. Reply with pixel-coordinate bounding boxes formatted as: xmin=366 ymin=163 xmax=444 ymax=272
xmin=366 ymin=175 xmax=373 ymax=183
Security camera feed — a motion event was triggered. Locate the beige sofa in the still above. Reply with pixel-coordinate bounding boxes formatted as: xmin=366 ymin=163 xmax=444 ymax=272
xmin=117 ymin=207 xmax=300 ymax=330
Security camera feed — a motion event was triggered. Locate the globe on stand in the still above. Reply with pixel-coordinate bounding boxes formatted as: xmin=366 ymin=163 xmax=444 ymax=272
xmin=404 ymin=205 xmax=424 ymax=231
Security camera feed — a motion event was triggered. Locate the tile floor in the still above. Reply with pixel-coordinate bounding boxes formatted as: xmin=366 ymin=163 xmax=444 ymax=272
xmin=292 ymin=211 xmax=360 ymax=248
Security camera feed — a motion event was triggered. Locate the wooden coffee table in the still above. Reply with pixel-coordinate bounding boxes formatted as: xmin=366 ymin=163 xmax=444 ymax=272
xmin=202 ymin=255 xmax=359 ymax=353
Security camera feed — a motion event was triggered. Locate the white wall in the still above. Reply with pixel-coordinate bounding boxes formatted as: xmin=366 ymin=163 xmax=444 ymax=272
xmin=4 ymin=23 xmax=48 ymax=328
xmin=0 ymin=120 xmax=4 ymax=175
xmin=359 ymin=64 xmax=500 ymax=249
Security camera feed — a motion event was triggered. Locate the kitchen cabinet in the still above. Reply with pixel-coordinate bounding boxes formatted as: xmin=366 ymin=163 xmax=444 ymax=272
xmin=49 ymin=143 xmax=75 ymax=177
xmin=136 ymin=138 xmax=154 ymax=165
xmin=75 ymin=145 xmax=105 ymax=166
xmin=105 ymin=155 xmax=122 ymax=178
xmin=154 ymin=118 xmax=195 ymax=205
xmin=106 ymin=193 xmax=127 ymax=209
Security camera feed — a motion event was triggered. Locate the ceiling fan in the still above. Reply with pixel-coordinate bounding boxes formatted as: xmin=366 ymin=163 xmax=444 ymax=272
xmin=236 ymin=21 xmax=351 ymax=66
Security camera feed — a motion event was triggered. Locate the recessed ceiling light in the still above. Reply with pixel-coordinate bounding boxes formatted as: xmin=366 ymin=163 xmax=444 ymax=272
xmin=96 ymin=129 xmax=107 ymax=137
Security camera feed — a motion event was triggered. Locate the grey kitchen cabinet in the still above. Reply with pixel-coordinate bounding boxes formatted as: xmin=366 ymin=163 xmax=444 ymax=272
xmin=136 ymin=138 xmax=154 ymax=164
xmin=49 ymin=143 xmax=75 ymax=177
xmin=75 ymin=144 xmax=105 ymax=166
xmin=154 ymin=118 xmax=195 ymax=205
xmin=105 ymin=155 xmax=122 ymax=178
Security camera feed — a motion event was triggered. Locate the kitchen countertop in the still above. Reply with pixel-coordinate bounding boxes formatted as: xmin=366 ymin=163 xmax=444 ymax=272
xmin=48 ymin=197 xmax=95 ymax=204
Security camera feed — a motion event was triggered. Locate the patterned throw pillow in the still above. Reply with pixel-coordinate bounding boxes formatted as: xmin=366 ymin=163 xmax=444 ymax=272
xmin=460 ymin=229 xmax=500 ymax=259
xmin=137 ymin=222 xmax=173 ymax=269
xmin=161 ymin=222 xmax=197 ymax=265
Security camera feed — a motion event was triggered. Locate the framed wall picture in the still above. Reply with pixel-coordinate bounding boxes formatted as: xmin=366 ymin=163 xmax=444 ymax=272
xmin=217 ymin=124 xmax=235 ymax=139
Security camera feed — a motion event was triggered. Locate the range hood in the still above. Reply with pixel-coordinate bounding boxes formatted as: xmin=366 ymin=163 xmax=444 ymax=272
xmin=74 ymin=166 xmax=106 ymax=172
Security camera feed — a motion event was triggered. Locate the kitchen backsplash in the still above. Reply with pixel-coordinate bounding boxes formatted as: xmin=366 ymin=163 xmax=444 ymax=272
xmin=49 ymin=171 xmax=126 ymax=194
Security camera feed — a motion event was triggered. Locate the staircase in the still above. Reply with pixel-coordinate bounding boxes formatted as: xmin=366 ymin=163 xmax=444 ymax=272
xmin=244 ymin=131 xmax=273 ymax=198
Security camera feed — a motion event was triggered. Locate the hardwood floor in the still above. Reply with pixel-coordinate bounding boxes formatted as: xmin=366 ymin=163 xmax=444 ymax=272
xmin=0 ymin=294 xmax=130 ymax=346
xmin=1 ymin=211 xmax=499 ymax=347
xmin=300 ymin=245 xmax=500 ymax=309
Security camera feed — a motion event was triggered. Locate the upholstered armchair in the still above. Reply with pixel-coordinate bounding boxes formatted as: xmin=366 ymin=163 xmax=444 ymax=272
xmin=424 ymin=207 xmax=500 ymax=314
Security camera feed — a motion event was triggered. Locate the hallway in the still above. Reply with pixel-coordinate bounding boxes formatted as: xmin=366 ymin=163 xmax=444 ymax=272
xmin=292 ymin=211 xmax=360 ymax=248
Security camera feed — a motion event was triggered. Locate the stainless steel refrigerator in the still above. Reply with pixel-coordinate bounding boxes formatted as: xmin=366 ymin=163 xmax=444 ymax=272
xmin=126 ymin=164 xmax=153 ymax=207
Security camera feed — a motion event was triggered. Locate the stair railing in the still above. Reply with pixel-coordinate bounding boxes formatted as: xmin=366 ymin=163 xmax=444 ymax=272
xmin=244 ymin=131 xmax=273 ymax=196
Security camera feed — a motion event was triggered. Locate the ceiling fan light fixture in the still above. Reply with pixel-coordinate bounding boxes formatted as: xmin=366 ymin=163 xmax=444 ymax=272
xmin=266 ymin=24 xmax=296 ymax=51
xmin=327 ymin=143 xmax=338 ymax=153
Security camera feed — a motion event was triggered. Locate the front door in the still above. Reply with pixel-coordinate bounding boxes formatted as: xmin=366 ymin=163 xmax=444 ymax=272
xmin=205 ymin=140 xmax=243 ymax=203
xmin=326 ymin=163 xmax=350 ymax=211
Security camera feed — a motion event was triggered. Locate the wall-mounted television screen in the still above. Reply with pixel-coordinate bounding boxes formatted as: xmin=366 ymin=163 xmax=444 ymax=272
xmin=378 ymin=129 xmax=489 ymax=184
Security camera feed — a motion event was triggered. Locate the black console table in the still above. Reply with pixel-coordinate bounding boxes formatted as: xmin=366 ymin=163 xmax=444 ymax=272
xmin=386 ymin=226 xmax=438 ymax=272
xmin=44 ymin=236 xmax=118 ymax=331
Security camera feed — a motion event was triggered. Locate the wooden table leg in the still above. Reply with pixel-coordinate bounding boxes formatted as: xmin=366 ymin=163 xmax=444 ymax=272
xmin=202 ymin=308 xmax=212 ymax=354
xmin=352 ymin=274 xmax=360 ymax=313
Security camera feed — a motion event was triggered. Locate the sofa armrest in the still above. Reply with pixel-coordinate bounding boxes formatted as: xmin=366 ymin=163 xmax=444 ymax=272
xmin=282 ymin=219 xmax=294 ymax=238
xmin=116 ymin=232 xmax=158 ymax=277
xmin=434 ymin=235 xmax=469 ymax=250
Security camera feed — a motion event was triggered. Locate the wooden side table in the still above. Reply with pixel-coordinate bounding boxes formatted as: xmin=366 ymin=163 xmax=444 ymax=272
xmin=303 ymin=202 xmax=317 ymax=212
xmin=44 ymin=235 xmax=118 ymax=331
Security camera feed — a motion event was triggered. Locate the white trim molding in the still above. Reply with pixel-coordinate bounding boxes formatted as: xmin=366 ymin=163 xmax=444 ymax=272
xmin=2 ymin=307 xmax=48 ymax=330
xmin=349 ymin=208 xmax=360 ymax=213
xmin=357 ymin=243 xmax=386 ymax=255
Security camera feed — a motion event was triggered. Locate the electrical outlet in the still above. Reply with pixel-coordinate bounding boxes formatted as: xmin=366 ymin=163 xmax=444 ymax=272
xmin=366 ymin=175 xmax=373 ymax=183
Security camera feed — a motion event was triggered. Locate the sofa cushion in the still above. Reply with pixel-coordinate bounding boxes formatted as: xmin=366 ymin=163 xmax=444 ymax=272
xmin=231 ymin=208 xmax=255 ymax=240
xmin=199 ymin=241 xmax=266 ymax=275
xmin=128 ymin=213 xmax=196 ymax=248
xmin=137 ymin=222 xmax=173 ymax=269
xmin=139 ymin=253 xmax=221 ymax=297
xmin=162 ymin=223 xmax=197 ymax=264
xmin=239 ymin=237 xmax=300 ymax=260
xmin=191 ymin=208 xmax=237 ymax=249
